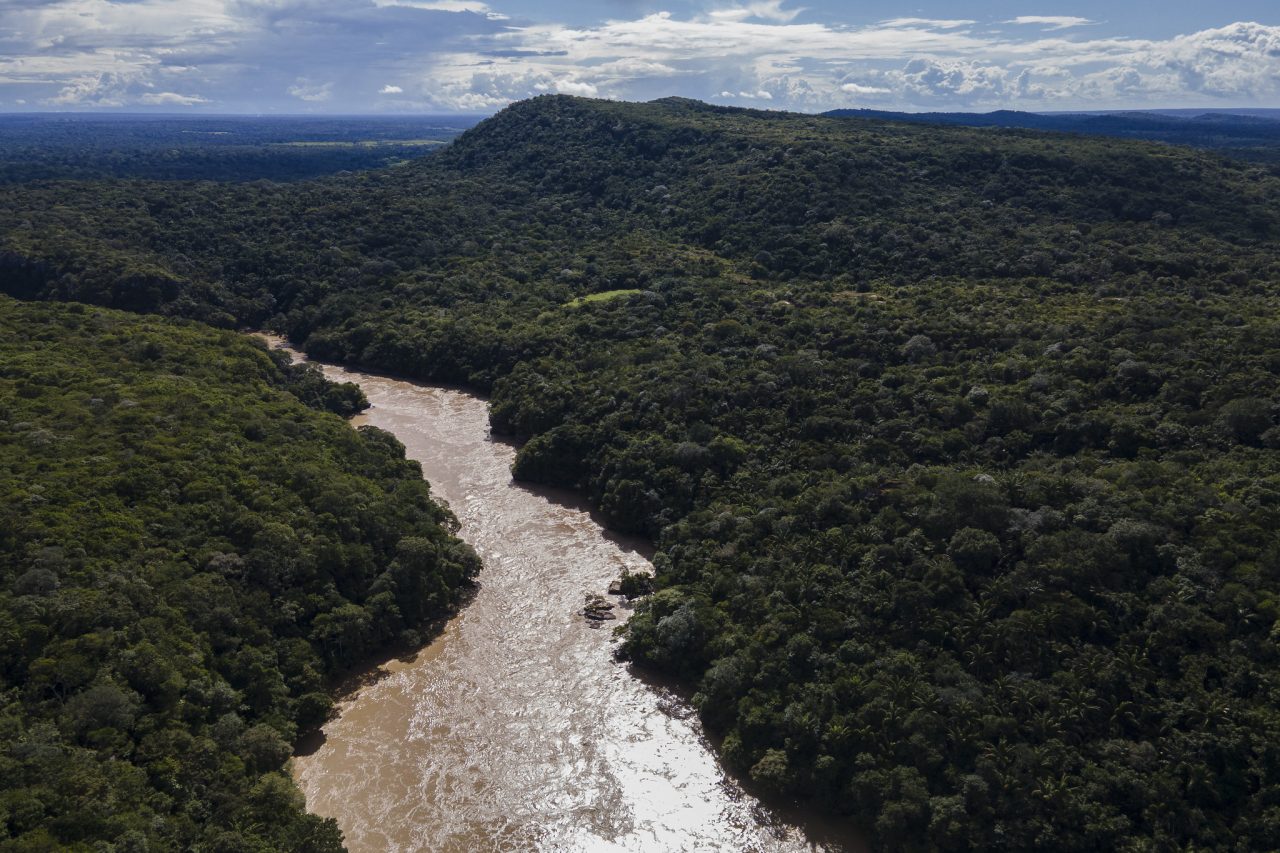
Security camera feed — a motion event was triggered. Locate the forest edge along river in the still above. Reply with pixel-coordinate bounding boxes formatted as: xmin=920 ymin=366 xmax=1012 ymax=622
xmin=262 ymin=335 xmax=863 ymax=852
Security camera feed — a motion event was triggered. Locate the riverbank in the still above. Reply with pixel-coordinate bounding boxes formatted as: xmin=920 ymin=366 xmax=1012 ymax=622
xmin=265 ymin=337 xmax=860 ymax=852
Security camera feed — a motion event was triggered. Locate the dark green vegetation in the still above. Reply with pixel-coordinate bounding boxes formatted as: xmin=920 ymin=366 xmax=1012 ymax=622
xmin=0 ymin=297 xmax=478 ymax=850
xmin=2 ymin=95 xmax=1280 ymax=850
xmin=824 ymin=108 xmax=1280 ymax=169
xmin=0 ymin=115 xmax=478 ymax=183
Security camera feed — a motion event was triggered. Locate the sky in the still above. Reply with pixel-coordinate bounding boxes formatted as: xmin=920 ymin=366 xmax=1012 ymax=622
xmin=0 ymin=1 xmax=1278 ymax=114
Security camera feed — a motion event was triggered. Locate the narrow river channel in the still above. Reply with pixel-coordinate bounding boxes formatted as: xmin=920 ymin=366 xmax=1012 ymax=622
xmin=271 ymin=340 xmax=858 ymax=852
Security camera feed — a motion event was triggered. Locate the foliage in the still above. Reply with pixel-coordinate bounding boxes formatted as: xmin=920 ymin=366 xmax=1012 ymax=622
xmin=2 ymin=94 xmax=1280 ymax=849
xmin=565 ymin=289 xmax=643 ymax=308
xmin=0 ymin=297 xmax=478 ymax=850
xmin=823 ymin=107 xmax=1280 ymax=169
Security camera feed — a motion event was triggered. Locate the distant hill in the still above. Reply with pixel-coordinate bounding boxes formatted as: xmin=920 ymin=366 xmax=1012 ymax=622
xmin=1109 ymin=108 xmax=1280 ymax=120
xmin=823 ymin=107 xmax=1280 ymax=165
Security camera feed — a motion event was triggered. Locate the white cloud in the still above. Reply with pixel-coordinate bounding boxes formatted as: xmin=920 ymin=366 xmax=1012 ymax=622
xmin=549 ymin=78 xmax=599 ymax=96
xmin=712 ymin=89 xmax=777 ymax=101
xmin=0 ymin=1 xmax=1277 ymax=112
xmin=138 ymin=91 xmax=208 ymax=105
xmin=592 ymin=58 xmax=678 ymax=78
xmin=45 ymin=70 xmax=151 ymax=106
xmin=1151 ymin=21 xmax=1280 ymax=98
xmin=420 ymin=15 xmax=1280 ymax=111
xmin=483 ymin=13 xmax=993 ymax=71
xmin=841 ymin=82 xmax=891 ymax=95
xmin=372 ymin=0 xmax=507 ymax=19
xmin=889 ymin=58 xmax=1013 ymax=100
xmin=288 ymin=78 xmax=332 ymax=101
xmin=416 ymin=62 xmax=604 ymax=110
xmin=0 ymin=0 xmax=511 ymax=110
xmin=1006 ymin=16 xmax=1096 ymax=31
xmin=880 ymin=18 xmax=977 ymax=30
xmin=49 ymin=76 xmax=124 ymax=107
xmin=708 ymin=2 xmax=805 ymax=24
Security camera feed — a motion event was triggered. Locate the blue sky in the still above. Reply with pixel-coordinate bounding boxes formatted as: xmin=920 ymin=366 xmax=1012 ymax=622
xmin=1 ymin=1 xmax=1277 ymax=113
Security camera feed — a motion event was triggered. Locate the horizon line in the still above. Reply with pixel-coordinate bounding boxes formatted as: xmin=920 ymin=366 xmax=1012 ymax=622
xmin=3 ymin=103 xmax=1280 ymax=120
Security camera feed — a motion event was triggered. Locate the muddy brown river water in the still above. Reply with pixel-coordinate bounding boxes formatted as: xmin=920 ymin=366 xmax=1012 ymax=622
xmin=271 ymin=340 xmax=860 ymax=852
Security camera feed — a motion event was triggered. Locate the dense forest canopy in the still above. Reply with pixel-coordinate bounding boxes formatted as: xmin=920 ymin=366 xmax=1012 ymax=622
xmin=0 ymin=297 xmax=478 ymax=850
xmin=822 ymin=107 xmax=1280 ymax=168
xmin=2 ymin=95 xmax=1280 ymax=850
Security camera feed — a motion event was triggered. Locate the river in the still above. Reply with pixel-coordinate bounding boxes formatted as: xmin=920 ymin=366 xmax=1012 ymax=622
xmin=271 ymin=339 xmax=859 ymax=852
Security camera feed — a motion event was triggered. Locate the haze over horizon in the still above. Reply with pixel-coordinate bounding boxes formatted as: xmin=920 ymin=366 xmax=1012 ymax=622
xmin=1 ymin=1 xmax=1278 ymax=115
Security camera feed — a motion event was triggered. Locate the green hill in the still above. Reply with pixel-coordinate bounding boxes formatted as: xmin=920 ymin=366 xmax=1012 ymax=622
xmin=2 ymin=96 xmax=1279 ymax=850
xmin=0 ymin=297 xmax=477 ymax=850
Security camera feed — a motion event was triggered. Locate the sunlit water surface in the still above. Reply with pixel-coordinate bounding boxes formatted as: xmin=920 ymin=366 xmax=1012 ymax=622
xmin=273 ymin=340 xmax=859 ymax=852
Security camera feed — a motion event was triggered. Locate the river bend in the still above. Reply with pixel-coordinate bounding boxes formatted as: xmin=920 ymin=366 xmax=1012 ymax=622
xmin=276 ymin=342 xmax=851 ymax=852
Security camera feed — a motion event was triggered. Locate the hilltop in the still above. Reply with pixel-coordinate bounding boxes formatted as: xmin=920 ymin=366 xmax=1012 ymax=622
xmin=3 ymin=95 xmax=1277 ymax=323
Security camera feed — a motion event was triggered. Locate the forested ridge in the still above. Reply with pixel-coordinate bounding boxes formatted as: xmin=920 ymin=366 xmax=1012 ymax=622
xmin=2 ymin=95 xmax=1280 ymax=849
xmin=0 ymin=297 xmax=478 ymax=850
xmin=821 ymin=108 xmax=1280 ymax=168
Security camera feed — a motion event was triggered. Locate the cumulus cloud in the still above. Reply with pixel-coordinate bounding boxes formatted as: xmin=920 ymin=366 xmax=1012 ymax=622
xmin=426 ymin=14 xmax=1280 ymax=111
xmin=1156 ymin=22 xmax=1280 ymax=97
xmin=0 ymin=0 xmax=511 ymax=110
xmin=49 ymin=75 xmax=129 ymax=107
xmin=892 ymin=58 xmax=1013 ymax=100
xmin=288 ymin=78 xmax=333 ymax=102
xmin=0 ymin=2 xmax=1277 ymax=112
xmin=708 ymin=2 xmax=805 ymax=24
